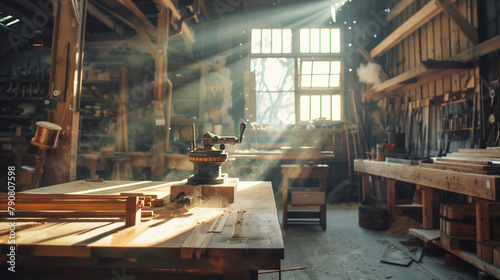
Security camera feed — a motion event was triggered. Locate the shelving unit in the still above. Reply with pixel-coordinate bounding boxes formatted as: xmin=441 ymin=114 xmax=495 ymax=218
xmin=78 ymin=62 xmax=124 ymax=154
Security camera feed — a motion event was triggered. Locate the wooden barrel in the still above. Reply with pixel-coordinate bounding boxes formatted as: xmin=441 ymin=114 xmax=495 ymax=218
xmin=358 ymin=198 xmax=390 ymax=230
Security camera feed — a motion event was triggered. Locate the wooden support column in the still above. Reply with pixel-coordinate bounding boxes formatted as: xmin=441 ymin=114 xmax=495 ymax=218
xmin=386 ymin=179 xmax=396 ymax=221
xmin=420 ymin=185 xmax=434 ymax=229
xmin=475 ymin=198 xmax=490 ymax=242
xmin=362 ymin=173 xmax=370 ymax=201
xmin=45 ymin=0 xmax=87 ymax=185
xmin=151 ymin=7 xmax=170 ymax=180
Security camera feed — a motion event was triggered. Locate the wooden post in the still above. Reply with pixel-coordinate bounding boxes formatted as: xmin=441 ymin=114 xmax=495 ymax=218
xmin=45 ymin=0 xmax=87 ymax=185
xmin=125 ymin=196 xmax=141 ymax=227
xmin=151 ymin=7 xmax=170 ymax=180
xmin=475 ymin=198 xmax=490 ymax=242
xmin=386 ymin=179 xmax=396 ymax=221
xmin=362 ymin=174 xmax=370 ymax=201
xmin=420 ymin=185 xmax=434 ymax=229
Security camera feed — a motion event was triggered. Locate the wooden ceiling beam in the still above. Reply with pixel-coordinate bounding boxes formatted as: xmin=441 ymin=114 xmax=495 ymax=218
xmin=117 ymin=0 xmax=157 ymax=36
xmin=154 ymin=0 xmax=195 ymax=43
xmin=386 ymin=0 xmax=415 ymax=22
xmin=87 ymin=2 xmax=124 ymax=36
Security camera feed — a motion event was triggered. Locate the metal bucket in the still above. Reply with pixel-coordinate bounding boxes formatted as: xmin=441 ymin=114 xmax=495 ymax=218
xmin=31 ymin=121 xmax=62 ymax=149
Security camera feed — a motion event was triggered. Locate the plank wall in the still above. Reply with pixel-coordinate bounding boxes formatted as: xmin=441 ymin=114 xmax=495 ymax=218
xmin=381 ymin=0 xmax=479 ymax=154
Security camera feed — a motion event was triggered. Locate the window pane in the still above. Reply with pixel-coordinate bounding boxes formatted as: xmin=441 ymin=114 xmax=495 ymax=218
xmin=251 ymin=29 xmax=261 ymax=53
xmin=302 ymin=61 xmax=312 ymax=74
xmin=320 ymin=28 xmax=330 ymax=53
xmin=321 ymin=95 xmax=331 ymax=119
xmin=272 ymin=29 xmax=282 ymax=53
xmin=329 ymin=75 xmax=340 ymax=87
xmin=310 ymin=95 xmax=321 ymax=120
xmin=301 ymin=75 xmax=312 ymax=87
xmin=331 ymin=28 xmax=341 ymax=53
xmin=332 ymin=95 xmax=341 ymax=120
xmin=300 ymin=29 xmax=309 ymax=53
xmin=310 ymin=28 xmax=320 ymax=53
xmin=261 ymin=29 xmax=272 ymax=53
xmin=251 ymin=58 xmax=295 ymax=125
xmin=283 ymin=29 xmax=292 ymax=53
xmin=257 ymin=92 xmax=295 ymax=125
xmin=299 ymin=95 xmax=310 ymax=121
xmin=313 ymin=61 xmax=330 ymax=74
xmin=331 ymin=61 xmax=341 ymax=74
xmin=312 ymin=75 xmax=329 ymax=87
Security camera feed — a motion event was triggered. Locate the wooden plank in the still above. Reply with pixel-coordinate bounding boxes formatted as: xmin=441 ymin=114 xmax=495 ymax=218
xmin=371 ymin=0 xmax=443 ymax=57
xmin=354 ymin=160 xmax=499 ymax=200
xmin=448 ymin=152 xmax=500 ymax=158
xmin=432 ymin=161 xmax=498 ymax=170
xmin=476 ymin=199 xmax=491 ymax=242
xmin=387 ymin=179 xmax=396 ymax=221
xmin=421 ymin=186 xmax=435 ymax=229
xmin=208 ymin=211 xmax=230 ymax=233
xmin=117 ymin=0 xmax=157 ymax=36
xmin=409 ymin=228 xmax=441 ymax=242
xmin=444 ymin=220 xmax=476 ymax=236
xmin=458 ymin=148 xmax=500 ymax=154
xmin=387 ymin=0 xmax=416 ymax=21
xmin=421 ymin=163 xmax=496 ymax=175
xmin=435 ymin=0 xmax=478 ymax=44
xmin=232 ymin=210 xmax=244 ymax=238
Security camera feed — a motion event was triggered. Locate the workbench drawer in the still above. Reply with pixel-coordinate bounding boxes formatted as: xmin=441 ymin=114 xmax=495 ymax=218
xmin=291 ymin=191 xmax=325 ymax=205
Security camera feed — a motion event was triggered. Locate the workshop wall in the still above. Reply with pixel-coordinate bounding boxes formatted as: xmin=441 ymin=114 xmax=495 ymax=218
xmin=352 ymin=0 xmax=500 ymax=156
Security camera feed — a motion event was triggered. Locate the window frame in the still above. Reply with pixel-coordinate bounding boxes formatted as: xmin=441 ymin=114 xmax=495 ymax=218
xmin=247 ymin=26 xmax=344 ymax=125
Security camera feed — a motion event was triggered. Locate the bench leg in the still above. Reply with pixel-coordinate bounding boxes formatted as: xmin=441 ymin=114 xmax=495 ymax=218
xmin=320 ymin=204 xmax=327 ymax=230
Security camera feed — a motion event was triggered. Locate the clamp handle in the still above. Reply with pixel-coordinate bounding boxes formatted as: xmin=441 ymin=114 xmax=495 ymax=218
xmin=238 ymin=122 xmax=247 ymax=143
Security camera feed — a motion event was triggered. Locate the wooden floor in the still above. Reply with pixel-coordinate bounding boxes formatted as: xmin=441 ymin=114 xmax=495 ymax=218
xmin=259 ymin=204 xmax=478 ymax=280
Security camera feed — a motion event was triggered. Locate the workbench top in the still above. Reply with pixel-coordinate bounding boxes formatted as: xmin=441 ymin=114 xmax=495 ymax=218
xmin=0 ymin=180 xmax=284 ymax=272
xmin=354 ymin=159 xmax=500 ymax=201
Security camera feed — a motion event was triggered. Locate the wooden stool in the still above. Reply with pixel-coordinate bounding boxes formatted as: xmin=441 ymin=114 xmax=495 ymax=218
xmin=111 ymin=157 xmax=133 ymax=180
xmin=281 ymin=164 xmax=328 ymax=230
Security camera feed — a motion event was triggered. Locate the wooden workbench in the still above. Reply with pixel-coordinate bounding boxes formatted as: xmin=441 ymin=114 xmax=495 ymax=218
xmin=354 ymin=159 xmax=500 ymax=278
xmin=0 ymin=180 xmax=283 ymax=279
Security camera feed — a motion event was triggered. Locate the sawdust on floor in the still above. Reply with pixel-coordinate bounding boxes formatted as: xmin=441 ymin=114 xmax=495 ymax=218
xmin=383 ymin=215 xmax=422 ymax=238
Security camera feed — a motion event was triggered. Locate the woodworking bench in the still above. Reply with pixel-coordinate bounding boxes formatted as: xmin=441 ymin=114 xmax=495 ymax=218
xmin=354 ymin=159 xmax=500 ymax=278
xmin=0 ymin=180 xmax=284 ymax=280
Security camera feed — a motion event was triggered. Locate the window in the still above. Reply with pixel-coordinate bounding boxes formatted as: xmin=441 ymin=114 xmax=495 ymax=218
xmin=299 ymin=94 xmax=341 ymax=122
xmin=251 ymin=28 xmax=292 ymax=54
xmin=251 ymin=58 xmax=295 ymax=125
xmin=300 ymin=28 xmax=341 ymax=53
xmin=299 ymin=60 xmax=342 ymax=88
xmin=249 ymin=27 xmax=342 ymax=125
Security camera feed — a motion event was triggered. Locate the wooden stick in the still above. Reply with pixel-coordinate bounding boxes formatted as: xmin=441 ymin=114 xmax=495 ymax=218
xmin=259 ymin=267 xmax=307 ymax=274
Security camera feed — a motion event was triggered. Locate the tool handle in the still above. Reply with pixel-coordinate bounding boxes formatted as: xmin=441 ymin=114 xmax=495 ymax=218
xmin=238 ymin=122 xmax=247 ymax=143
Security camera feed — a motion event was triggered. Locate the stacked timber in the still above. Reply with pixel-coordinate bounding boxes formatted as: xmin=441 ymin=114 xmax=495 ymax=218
xmin=425 ymin=148 xmax=500 ymax=175
xmin=439 ymin=202 xmax=500 ymax=252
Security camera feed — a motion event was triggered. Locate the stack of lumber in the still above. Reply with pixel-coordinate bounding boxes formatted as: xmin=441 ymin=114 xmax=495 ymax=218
xmin=0 ymin=193 xmax=151 ymax=227
xmin=425 ymin=149 xmax=500 ymax=175
xmin=439 ymin=202 xmax=500 ymax=252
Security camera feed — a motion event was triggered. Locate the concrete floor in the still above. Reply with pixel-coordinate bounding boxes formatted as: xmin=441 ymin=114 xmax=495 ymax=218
xmin=259 ymin=204 xmax=478 ymax=280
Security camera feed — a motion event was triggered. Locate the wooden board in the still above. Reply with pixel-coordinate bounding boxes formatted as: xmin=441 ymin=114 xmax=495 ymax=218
xmin=354 ymin=160 xmax=500 ymax=200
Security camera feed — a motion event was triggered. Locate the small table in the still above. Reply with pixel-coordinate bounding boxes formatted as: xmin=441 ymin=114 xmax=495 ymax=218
xmin=281 ymin=164 xmax=329 ymax=230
